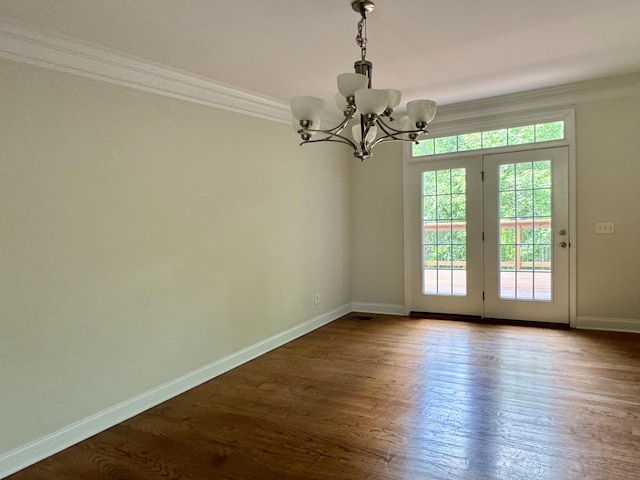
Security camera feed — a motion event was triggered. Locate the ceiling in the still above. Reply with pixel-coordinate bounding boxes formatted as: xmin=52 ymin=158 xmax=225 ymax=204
xmin=1 ymin=0 xmax=640 ymax=111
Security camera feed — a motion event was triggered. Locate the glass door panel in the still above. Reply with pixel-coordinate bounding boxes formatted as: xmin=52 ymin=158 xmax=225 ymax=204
xmin=408 ymin=156 xmax=483 ymax=316
xmin=483 ymin=147 xmax=569 ymax=323
xmin=498 ymin=161 xmax=552 ymax=300
xmin=422 ymin=168 xmax=467 ymax=296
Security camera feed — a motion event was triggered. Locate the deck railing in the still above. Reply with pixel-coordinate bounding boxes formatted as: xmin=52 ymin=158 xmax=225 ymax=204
xmin=423 ymin=219 xmax=552 ymax=270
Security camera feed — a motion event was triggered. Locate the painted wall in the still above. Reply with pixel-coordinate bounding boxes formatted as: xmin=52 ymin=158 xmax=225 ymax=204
xmin=0 ymin=59 xmax=352 ymax=456
xmin=350 ymin=143 xmax=405 ymax=308
xmin=575 ymin=95 xmax=640 ymax=320
xmin=351 ymin=81 xmax=640 ymax=326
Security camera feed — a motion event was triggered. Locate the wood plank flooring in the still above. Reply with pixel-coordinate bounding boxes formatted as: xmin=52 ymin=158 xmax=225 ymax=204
xmin=7 ymin=314 xmax=640 ymax=480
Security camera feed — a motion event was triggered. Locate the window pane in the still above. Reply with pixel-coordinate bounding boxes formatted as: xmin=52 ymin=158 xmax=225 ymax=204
xmin=534 ymin=272 xmax=552 ymax=300
xmin=520 ymin=225 xmax=534 ymax=244
xmin=501 ymin=272 xmax=516 ymax=299
xmin=533 ymin=161 xmax=551 ymax=188
xmin=516 ymin=162 xmax=533 ymax=189
xmin=534 ymin=226 xmax=551 ymax=244
xmin=451 ymin=168 xmax=466 ymax=194
xmin=421 ymin=121 xmax=565 ymax=158
xmin=452 ymin=245 xmax=466 ymax=267
xmin=437 ymin=245 xmax=452 ymax=268
xmin=436 ymin=170 xmax=451 ymax=194
xmin=437 ymin=226 xmax=452 ymax=244
xmin=534 ymin=190 xmax=551 ymax=216
xmin=451 ymin=229 xmax=467 ymax=244
xmin=437 ymin=195 xmax=452 ymax=219
xmin=422 ymin=167 xmax=467 ymax=297
xmin=482 ymin=129 xmax=508 ymax=148
xmin=423 ymin=171 xmax=436 ymax=195
xmin=508 ymin=125 xmax=535 ymax=145
xmin=501 ymin=245 xmax=516 ymax=270
xmin=499 ymin=161 xmax=553 ymax=302
xmin=534 ymin=246 xmax=551 ymax=271
xmin=451 ymin=194 xmax=466 ymax=220
xmin=500 ymin=191 xmax=516 ymax=218
xmin=424 ymin=229 xmax=437 ymax=244
xmin=499 ymin=164 xmax=515 ymax=191
xmin=458 ymin=132 xmax=482 ymax=151
xmin=516 ymin=272 xmax=534 ymax=299
xmin=413 ymin=138 xmax=434 ymax=157
xmin=535 ymin=121 xmax=564 ymax=142
xmin=423 ymin=195 xmax=437 ymax=220
xmin=500 ymin=225 xmax=516 ymax=244
xmin=435 ymin=136 xmax=458 ymax=154
xmin=424 ymin=245 xmax=437 ymax=269
xmin=520 ymin=244 xmax=534 ymax=269
xmin=516 ymin=190 xmax=534 ymax=217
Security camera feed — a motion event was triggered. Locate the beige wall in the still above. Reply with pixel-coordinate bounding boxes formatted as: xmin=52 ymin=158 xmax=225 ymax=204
xmin=0 ymin=59 xmax=352 ymax=454
xmin=350 ymin=85 xmax=640 ymax=324
xmin=350 ymin=143 xmax=405 ymax=306
xmin=575 ymin=95 xmax=640 ymax=319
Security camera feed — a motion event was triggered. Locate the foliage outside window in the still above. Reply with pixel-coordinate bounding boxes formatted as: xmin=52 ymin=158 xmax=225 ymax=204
xmin=413 ymin=121 xmax=564 ymax=157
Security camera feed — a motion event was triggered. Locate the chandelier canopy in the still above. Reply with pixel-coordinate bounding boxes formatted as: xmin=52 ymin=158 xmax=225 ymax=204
xmin=291 ymin=0 xmax=437 ymax=160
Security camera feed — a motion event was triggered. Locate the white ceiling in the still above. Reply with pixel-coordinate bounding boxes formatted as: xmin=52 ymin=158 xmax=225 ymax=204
xmin=1 ymin=0 xmax=640 ymax=110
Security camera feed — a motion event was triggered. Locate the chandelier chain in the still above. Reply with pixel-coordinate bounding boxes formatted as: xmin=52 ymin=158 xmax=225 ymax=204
xmin=356 ymin=16 xmax=367 ymax=61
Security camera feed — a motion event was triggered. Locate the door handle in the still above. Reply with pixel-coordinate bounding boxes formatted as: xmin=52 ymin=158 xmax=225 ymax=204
xmin=559 ymin=241 xmax=567 ymax=248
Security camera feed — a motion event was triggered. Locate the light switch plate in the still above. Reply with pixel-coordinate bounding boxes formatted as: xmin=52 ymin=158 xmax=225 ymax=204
xmin=595 ymin=222 xmax=615 ymax=234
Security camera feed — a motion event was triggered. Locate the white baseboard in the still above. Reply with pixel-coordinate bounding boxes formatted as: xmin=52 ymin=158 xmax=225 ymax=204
xmin=351 ymin=302 xmax=406 ymax=316
xmin=576 ymin=315 xmax=640 ymax=333
xmin=0 ymin=304 xmax=351 ymax=479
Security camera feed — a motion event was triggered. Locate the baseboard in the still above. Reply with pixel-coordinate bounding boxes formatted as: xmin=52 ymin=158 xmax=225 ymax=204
xmin=0 ymin=304 xmax=351 ymax=479
xmin=576 ymin=315 xmax=640 ymax=333
xmin=351 ymin=302 xmax=406 ymax=316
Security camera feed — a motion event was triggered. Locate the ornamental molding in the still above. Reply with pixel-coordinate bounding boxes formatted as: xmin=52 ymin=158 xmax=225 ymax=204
xmin=0 ymin=19 xmax=291 ymax=123
xmin=1 ymin=19 xmax=638 ymax=126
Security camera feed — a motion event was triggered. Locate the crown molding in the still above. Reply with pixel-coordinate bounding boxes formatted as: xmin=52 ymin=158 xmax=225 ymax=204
xmin=2 ymin=19 xmax=639 ymax=127
xmin=0 ymin=19 xmax=290 ymax=124
xmin=433 ymin=72 xmax=640 ymax=124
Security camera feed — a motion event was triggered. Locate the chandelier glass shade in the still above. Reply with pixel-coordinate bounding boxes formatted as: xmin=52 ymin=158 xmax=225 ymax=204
xmin=291 ymin=0 xmax=437 ymax=160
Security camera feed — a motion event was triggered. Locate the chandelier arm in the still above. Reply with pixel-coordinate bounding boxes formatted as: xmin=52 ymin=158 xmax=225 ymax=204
xmin=375 ymin=116 xmax=428 ymax=136
xmin=373 ymin=118 xmax=402 ymax=138
xmin=369 ymin=118 xmax=430 ymax=149
xmin=298 ymin=110 xmax=357 ymax=138
xmin=300 ymin=133 xmax=360 ymax=152
xmin=369 ymin=134 xmax=417 ymax=149
xmin=324 ymin=119 xmax=354 ymax=136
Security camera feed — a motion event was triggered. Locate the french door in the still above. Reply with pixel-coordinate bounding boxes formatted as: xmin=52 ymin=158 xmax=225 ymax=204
xmin=407 ymin=146 xmax=570 ymax=324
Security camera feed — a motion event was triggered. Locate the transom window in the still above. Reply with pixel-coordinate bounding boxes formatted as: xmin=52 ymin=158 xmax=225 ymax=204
xmin=413 ymin=121 xmax=564 ymax=157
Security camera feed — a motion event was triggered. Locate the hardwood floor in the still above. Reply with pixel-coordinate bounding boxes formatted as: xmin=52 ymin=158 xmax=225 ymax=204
xmin=8 ymin=314 xmax=640 ymax=480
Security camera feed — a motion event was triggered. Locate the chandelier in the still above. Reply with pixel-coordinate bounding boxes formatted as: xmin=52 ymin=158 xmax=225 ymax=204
xmin=291 ymin=0 xmax=437 ymax=160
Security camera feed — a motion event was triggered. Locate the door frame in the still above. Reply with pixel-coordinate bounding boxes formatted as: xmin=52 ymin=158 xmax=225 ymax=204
xmin=403 ymin=108 xmax=577 ymax=326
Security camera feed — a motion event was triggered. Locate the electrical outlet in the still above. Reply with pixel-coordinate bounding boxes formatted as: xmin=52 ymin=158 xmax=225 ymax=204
xmin=314 ymin=293 xmax=320 ymax=305
xmin=595 ymin=222 xmax=615 ymax=234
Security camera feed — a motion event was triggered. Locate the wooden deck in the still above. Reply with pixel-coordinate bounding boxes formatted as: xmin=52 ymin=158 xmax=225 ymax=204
xmin=7 ymin=314 xmax=640 ymax=480
xmin=424 ymin=269 xmax=552 ymax=299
